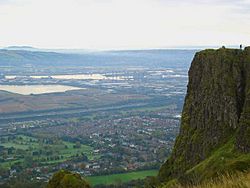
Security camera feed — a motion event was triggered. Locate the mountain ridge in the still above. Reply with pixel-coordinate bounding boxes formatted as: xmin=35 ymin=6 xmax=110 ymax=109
xmin=0 ymin=49 xmax=196 ymax=68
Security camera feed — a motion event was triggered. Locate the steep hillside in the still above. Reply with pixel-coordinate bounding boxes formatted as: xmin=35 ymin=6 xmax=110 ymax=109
xmin=158 ymin=47 xmax=250 ymax=186
xmin=163 ymin=171 xmax=250 ymax=188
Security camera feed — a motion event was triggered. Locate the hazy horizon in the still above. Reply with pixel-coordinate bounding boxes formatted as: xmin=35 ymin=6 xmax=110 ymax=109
xmin=0 ymin=44 xmax=242 ymax=51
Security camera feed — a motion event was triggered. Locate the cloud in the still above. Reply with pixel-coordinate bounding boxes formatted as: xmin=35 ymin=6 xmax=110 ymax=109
xmin=158 ymin=0 xmax=250 ymax=10
xmin=158 ymin=0 xmax=247 ymax=5
xmin=0 ymin=0 xmax=250 ymax=49
xmin=0 ymin=0 xmax=11 ymax=4
xmin=158 ymin=0 xmax=250 ymax=18
xmin=0 ymin=0 xmax=30 ymax=6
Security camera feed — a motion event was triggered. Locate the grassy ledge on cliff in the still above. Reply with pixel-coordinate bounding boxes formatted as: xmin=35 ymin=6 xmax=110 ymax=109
xmin=158 ymin=47 xmax=250 ymax=187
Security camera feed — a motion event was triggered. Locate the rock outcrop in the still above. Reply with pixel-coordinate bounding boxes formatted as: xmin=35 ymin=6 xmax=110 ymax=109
xmin=158 ymin=47 xmax=250 ymax=184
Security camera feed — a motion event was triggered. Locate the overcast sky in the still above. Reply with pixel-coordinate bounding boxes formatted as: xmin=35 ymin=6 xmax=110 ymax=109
xmin=0 ymin=0 xmax=250 ymax=49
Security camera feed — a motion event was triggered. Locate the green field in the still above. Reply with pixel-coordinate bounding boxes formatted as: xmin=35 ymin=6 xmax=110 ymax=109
xmin=86 ymin=170 xmax=158 ymax=186
xmin=0 ymin=135 xmax=97 ymax=168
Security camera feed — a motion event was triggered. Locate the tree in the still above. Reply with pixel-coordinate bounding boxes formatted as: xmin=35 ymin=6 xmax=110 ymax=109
xmin=74 ymin=141 xmax=81 ymax=149
xmin=79 ymin=163 xmax=86 ymax=170
xmin=46 ymin=170 xmax=91 ymax=188
xmin=0 ymin=167 xmax=9 ymax=178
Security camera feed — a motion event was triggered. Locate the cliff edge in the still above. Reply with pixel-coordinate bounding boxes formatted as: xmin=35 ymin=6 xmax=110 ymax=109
xmin=158 ymin=47 xmax=250 ymax=186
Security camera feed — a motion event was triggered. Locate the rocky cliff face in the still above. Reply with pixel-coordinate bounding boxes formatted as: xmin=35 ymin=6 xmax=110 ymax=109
xmin=158 ymin=47 xmax=250 ymax=184
xmin=236 ymin=49 xmax=250 ymax=152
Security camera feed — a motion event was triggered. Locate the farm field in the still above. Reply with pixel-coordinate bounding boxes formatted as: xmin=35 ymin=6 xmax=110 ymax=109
xmin=86 ymin=170 xmax=158 ymax=186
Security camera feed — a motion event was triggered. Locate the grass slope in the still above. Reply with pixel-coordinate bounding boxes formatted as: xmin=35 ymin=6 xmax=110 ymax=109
xmin=160 ymin=139 xmax=250 ymax=187
xmin=183 ymin=139 xmax=250 ymax=183
xmin=164 ymin=171 xmax=250 ymax=188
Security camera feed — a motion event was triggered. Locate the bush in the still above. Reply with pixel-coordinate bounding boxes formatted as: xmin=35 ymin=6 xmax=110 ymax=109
xmin=46 ymin=170 xmax=91 ymax=188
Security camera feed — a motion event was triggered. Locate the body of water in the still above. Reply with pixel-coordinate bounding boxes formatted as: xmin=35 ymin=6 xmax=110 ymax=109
xmin=0 ymin=85 xmax=83 ymax=95
xmin=5 ymin=74 xmax=133 ymax=80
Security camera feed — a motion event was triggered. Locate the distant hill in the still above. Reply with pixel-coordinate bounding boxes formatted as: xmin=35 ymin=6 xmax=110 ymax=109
xmin=0 ymin=49 xmax=196 ymax=68
xmin=5 ymin=46 xmax=38 ymax=51
xmin=158 ymin=47 xmax=250 ymax=186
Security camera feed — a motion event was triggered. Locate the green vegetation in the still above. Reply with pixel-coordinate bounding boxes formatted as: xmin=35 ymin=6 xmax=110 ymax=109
xmin=47 ymin=170 xmax=91 ymax=188
xmin=0 ymin=178 xmax=46 ymax=188
xmin=163 ymin=171 xmax=250 ymax=188
xmin=181 ymin=139 xmax=250 ymax=184
xmin=0 ymin=135 xmax=96 ymax=169
xmin=158 ymin=47 xmax=250 ymax=187
xmin=87 ymin=170 xmax=158 ymax=186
